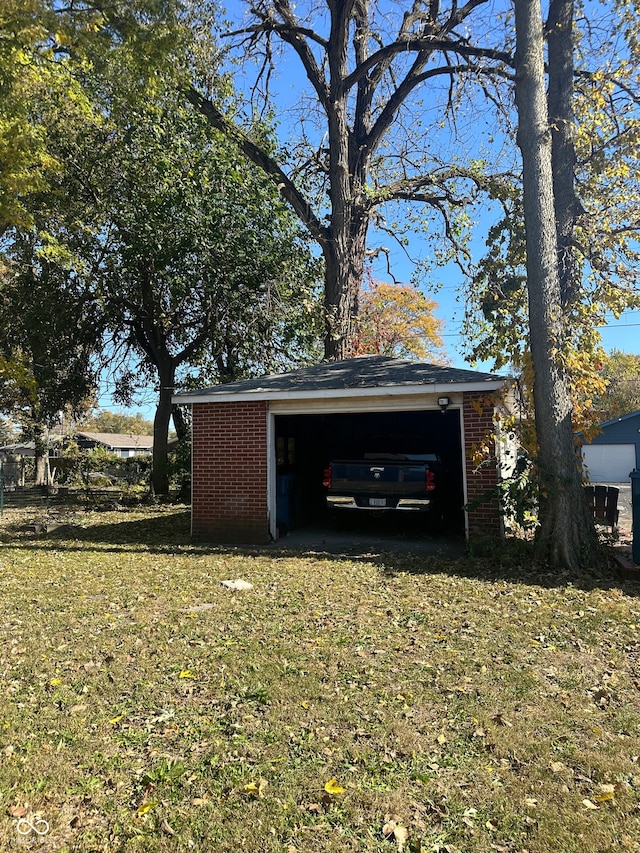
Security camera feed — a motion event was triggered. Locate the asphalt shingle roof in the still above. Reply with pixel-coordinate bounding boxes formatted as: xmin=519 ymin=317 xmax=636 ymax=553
xmin=175 ymin=355 xmax=504 ymax=399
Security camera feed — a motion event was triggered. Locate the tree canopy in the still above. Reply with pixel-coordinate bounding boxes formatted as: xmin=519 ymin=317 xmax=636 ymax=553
xmin=353 ymin=278 xmax=447 ymax=363
xmin=187 ymin=0 xmax=513 ymax=359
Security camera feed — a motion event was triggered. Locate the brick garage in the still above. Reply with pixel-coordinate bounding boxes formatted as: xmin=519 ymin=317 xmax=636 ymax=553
xmin=175 ymin=356 xmax=512 ymax=545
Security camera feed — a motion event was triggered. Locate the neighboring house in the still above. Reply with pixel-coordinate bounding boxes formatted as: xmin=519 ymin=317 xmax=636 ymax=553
xmin=580 ymin=410 xmax=640 ymax=483
xmin=73 ymin=432 xmax=154 ymax=458
xmin=173 ymin=355 xmax=513 ymax=545
xmin=0 ymin=441 xmax=36 ymax=458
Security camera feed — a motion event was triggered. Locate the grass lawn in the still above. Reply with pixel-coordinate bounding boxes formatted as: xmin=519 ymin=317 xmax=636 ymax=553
xmin=0 ymin=505 xmax=639 ymax=852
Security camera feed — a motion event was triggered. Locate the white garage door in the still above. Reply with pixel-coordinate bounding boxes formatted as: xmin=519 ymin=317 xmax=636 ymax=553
xmin=582 ymin=444 xmax=636 ymax=483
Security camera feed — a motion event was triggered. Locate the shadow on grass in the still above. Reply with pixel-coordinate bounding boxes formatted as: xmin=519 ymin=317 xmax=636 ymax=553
xmin=1 ymin=507 xmax=637 ymax=596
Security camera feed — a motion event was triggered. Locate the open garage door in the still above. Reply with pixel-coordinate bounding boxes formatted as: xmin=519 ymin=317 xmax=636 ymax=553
xmin=273 ymin=409 xmax=464 ymax=537
xmin=582 ymin=444 xmax=636 ymax=483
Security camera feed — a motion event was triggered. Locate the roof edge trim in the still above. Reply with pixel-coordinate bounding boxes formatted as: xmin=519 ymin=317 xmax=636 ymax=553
xmin=173 ymin=379 xmax=507 ymax=405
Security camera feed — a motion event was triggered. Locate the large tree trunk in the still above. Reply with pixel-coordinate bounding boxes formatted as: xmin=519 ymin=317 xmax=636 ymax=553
xmin=514 ymin=0 xmax=598 ymax=570
xmin=323 ymin=217 xmax=369 ymax=360
xmin=547 ymin=0 xmax=580 ymax=307
xmin=33 ymin=424 xmax=48 ymax=487
xmin=151 ymin=360 xmax=175 ymax=495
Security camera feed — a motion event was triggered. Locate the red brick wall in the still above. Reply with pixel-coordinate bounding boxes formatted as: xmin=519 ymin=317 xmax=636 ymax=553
xmin=191 ymin=401 xmax=269 ymax=544
xmin=463 ymin=392 xmax=503 ymax=538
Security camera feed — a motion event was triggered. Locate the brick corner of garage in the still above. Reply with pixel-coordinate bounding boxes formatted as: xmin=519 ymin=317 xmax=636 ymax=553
xmin=191 ymin=519 xmax=271 ymax=546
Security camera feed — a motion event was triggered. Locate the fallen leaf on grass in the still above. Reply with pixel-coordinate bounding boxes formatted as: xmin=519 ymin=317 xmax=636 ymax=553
xmin=161 ymin=819 xmax=176 ymax=836
xmin=8 ymin=805 xmax=28 ymax=818
xmin=382 ymin=820 xmax=409 ymax=851
xmin=593 ymin=791 xmax=615 ymax=803
xmin=324 ymin=778 xmax=345 ymax=795
xmin=593 ymin=784 xmax=616 ymax=803
xmin=220 ymin=579 xmax=253 ymax=591
xmin=243 ymin=779 xmax=268 ymax=798
xmin=137 ymin=802 xmax=158 ymax=816
xmin=179 ymin=670 xmax=196 ymax=679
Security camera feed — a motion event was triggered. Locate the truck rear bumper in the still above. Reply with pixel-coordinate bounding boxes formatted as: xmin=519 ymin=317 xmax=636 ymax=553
xmin=326 ymin=496 xmax=432 ymax=512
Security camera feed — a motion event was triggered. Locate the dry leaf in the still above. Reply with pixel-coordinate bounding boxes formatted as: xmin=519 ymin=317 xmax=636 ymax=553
xmin=324 ymin=778 xmax=345 ymax=795
xmin=243 ymin=778 xmax=268 ymax=798
xmin=8 ymin=806 xmax=28 ymax=818
xmin=220 ymin=579 xmax=253 ymax=591
xmin=593 ymin=785 xmax=615 ymax=803
xmin=137 ymin=801 xmax=158 ymax=816
xmin=393 ymin=824 xmax=409 ymax=851
xmin=161 ymin=819 xmax=176 ymax=836
xmin=382 ymin=820 xmax=409 ymax=850
xmin=179 ymin=669 xmax=196 ymax=679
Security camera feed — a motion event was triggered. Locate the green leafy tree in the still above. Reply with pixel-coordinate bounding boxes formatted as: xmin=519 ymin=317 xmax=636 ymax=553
xmin=595 ymin=350 xmax=640 ymax=420
xmin=79 ymin=411 xmax=154 ymax=435
xmin=0 ymin=245 xmax=102 ymax=482
xmin=78 ymin=85 xmax=322 ymax=494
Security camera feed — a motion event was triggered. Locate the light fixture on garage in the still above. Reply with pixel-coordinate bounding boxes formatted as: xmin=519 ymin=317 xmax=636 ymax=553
xmin=437 ymin=396 xmax=450 ymax=414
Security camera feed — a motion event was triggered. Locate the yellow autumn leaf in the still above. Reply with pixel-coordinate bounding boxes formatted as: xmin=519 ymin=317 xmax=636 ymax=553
xmin=243 ymin=778 xmax=268 ymax=798
xmin=179 ymin=669 xmax=196 ymax=679
xmin=324 ymin=778 xmax=345 ymax=795
xmin=137 ymin=801 xmax=158 ymax=816
xmin=109 ymin=714 xmax=124 ymax=725
xmin=593 ymin=791 xmax=615 ymax=803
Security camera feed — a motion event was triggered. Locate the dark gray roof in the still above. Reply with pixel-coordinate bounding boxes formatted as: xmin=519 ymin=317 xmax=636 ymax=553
xmin=175 ymin=356 xmax=505 ymax=401
xmin=597 ymin=410 xmax=640 ymax=430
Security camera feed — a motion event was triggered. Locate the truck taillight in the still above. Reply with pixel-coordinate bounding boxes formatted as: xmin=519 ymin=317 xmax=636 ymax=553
xmin=322 ymin=466 xmax=332 ymax=489
xmin=425 ymin=468 xmax=435 ymax=492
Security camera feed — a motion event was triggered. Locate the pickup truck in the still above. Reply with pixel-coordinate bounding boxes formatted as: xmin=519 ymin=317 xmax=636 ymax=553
xmin=322 ymin=453 xmax=442 ymax=513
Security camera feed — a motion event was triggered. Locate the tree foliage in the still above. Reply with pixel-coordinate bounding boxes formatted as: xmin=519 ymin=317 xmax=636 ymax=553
xmin=464 ymin=0 xmax=640 ymax=429
xmin=188 ymin=0 xmax=514 ymax=359
xmin=79 ymin=411 xmax=155 ymax=436
xmin=353 ymin=278 xmax=448 ymax=363
xmin=1 ymin=2 xmax=322 ymax=494
xmin=595 ymin=349 xmax=640 ymax=420
xmin=512 ymin=0 xmax=599 ymax=570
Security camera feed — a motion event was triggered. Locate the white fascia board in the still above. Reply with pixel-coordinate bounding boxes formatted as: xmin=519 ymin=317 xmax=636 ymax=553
xmin=172 ymin=379 xmax=505 ymax=406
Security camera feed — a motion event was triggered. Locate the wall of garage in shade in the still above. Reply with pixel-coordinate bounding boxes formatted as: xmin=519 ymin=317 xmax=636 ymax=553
xmin=191 ymin=400 xmax=270 ymax=543
xmin=462 ymin=391 xmax=502 ymax=538
xmin=190 ymin=393 xmax=502 ymax=545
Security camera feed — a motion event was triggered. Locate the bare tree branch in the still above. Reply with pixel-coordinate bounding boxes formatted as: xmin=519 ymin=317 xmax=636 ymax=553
xmin=185 ymin=86 xmax=329 ymax=247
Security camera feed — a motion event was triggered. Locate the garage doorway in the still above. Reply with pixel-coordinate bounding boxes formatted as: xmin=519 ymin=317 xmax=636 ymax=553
xmin=273 ymin=409 xmax=465 ymax=538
